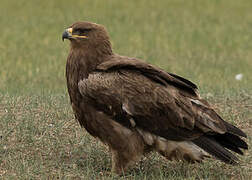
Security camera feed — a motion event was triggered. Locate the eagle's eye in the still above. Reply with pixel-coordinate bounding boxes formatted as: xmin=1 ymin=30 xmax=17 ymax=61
xmin=74 ymin=28 xmax=92 ymax=35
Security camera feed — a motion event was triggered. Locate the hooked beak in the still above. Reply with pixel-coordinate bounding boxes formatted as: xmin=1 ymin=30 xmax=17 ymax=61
xmin=62 ymin=28 xmax=87 ymax=41
xmin=62 ymin=28 xmax=72 ymax=41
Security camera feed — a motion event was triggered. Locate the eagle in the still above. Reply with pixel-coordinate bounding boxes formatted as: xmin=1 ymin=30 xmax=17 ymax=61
xmin=62 ymin=21 xmax=248 ymax=174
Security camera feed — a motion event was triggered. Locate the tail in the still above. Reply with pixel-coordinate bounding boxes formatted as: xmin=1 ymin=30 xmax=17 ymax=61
xmin=192 ymin=122 xmax=248 ymax=164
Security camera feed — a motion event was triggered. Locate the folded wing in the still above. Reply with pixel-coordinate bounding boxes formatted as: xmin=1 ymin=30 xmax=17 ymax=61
xmin=78 ymin=56 xmax=247 ymax=164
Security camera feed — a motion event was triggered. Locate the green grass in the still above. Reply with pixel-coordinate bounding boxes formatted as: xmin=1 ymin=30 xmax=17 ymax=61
xmin=0 ymin=0 xmax=251 ymax=179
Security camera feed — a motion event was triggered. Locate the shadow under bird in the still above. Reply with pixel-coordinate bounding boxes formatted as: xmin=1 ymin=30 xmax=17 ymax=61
xmin=62 ymin=21 xmax=248 ymax=174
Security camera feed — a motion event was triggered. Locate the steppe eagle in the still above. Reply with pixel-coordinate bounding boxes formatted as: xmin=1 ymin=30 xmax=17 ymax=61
xmin=62 ymin=21 xmax=248 ymax=174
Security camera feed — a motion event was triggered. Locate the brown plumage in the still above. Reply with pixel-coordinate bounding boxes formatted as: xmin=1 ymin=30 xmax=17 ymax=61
xmin=62 ymin=21 xmax=248 ymax=174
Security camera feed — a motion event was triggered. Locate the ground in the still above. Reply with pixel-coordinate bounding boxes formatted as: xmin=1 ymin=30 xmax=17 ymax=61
xmin=0 ymin=0 xmax=251 ymax=179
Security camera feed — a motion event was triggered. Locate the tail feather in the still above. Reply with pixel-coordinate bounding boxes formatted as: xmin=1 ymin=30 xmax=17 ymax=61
xmin=192 ymin=136 xmax=239 ymax=164
xmin=192 ymin=99 xmax=248 ymax=164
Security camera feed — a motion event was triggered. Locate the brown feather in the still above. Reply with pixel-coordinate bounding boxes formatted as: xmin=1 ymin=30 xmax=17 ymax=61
xmin=63 ymin=21 xmax=248 ymax=174
xmin=97 ymin=56 xmax=198 ymax=97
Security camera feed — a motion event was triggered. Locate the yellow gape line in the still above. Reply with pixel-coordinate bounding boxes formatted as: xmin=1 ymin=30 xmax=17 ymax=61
xmin=72 ymin=35 xmax=87 ymax=39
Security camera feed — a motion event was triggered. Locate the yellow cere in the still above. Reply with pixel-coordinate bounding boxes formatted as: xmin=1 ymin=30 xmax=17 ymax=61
xmin=67 ymin=28 xmax=73 ymax=34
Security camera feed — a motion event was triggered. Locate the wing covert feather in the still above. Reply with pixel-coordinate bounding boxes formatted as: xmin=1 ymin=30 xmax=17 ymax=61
xmin=98 ymin=56 xmax=198 ymax=97
xmin=78 ymin=69 xmax=227 ymax=141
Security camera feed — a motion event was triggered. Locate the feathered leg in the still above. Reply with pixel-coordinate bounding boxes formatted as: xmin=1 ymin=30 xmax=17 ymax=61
xmin=107 ymin=122 xmax=146 ymax=174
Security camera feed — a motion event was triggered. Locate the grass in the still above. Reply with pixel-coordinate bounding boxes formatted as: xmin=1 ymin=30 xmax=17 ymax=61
xmin=0 ymin=0 xmax=251 ymax=179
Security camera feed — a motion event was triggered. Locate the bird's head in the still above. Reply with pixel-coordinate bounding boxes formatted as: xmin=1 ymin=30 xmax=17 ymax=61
xmin=62 ymin=21 xmax=112 ymax=55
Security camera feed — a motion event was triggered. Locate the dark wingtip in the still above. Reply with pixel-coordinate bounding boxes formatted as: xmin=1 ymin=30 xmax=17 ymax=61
xmin=224 ymin=121 xmax=247 ymax=138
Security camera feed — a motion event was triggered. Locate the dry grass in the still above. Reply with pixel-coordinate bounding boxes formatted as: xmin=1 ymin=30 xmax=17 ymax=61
xmin=0 ymin=93 xmax=251 ymax=179
xmin=0 ymin=0 xmax=252 ymax=179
